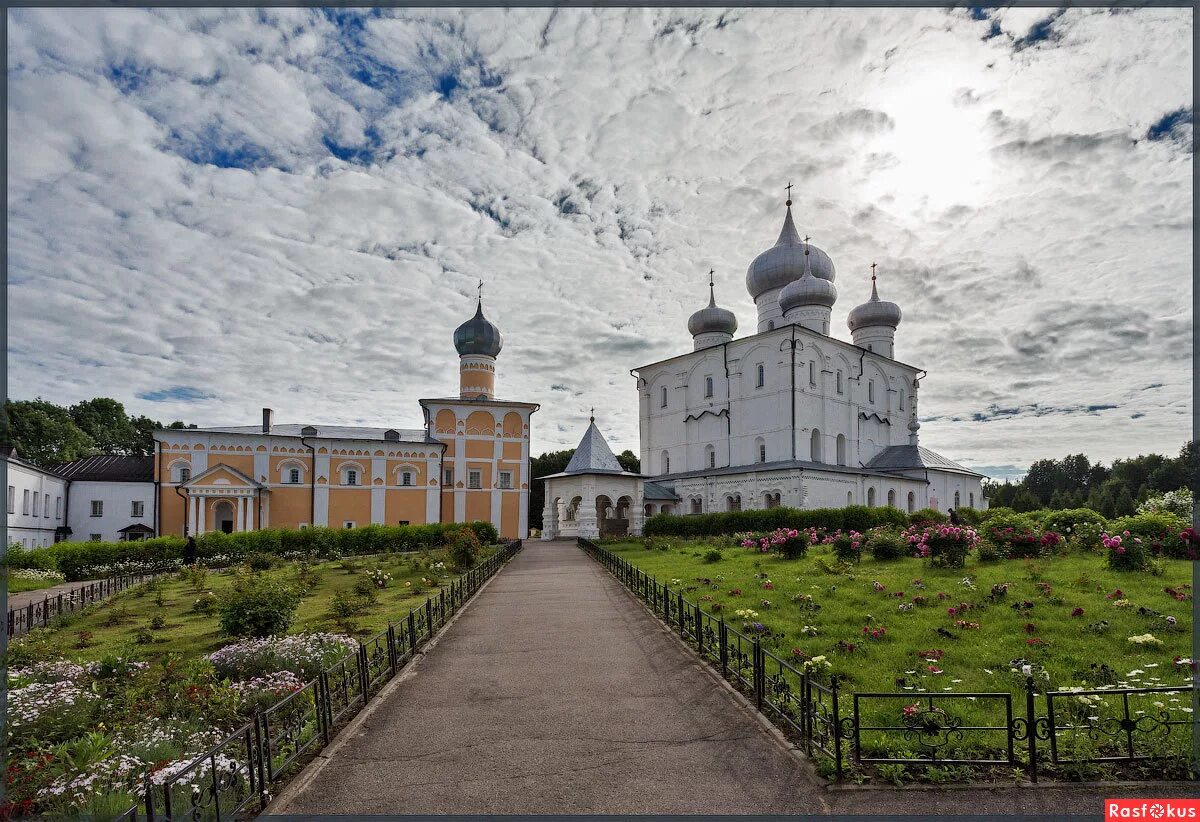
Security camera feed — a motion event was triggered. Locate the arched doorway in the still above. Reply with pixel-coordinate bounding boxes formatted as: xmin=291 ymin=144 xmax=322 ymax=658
xmin=597 ymin=494 xmax=628 ymax=537
xmin=213 ymin=500 xmax=235 ymax=534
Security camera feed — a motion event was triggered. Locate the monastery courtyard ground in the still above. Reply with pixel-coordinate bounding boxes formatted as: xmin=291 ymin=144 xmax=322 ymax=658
xmin=266 ymin=540 xmax=1179 ymax=815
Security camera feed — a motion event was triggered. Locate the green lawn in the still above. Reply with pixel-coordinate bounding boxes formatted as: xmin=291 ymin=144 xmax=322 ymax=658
xmin=603 ymin=537 xmax=1193 ymax=773
xmin=12 ymin=549 xmax=483 ymax=662
xmin=7 ymin=574 xmax=67 ymax=594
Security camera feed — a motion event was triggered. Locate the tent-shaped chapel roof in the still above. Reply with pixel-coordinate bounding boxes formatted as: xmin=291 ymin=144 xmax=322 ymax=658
xmin=540 ymin=417 xmax=643 ymax=480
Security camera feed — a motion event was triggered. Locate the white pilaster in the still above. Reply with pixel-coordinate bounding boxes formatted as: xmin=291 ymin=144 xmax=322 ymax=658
xmin=188 ymin=495 xmax=198 ymax=535
xmin=236 ymin=497 xmax=245 ymax=532
xmin=371 ymin=486 xmax=386 ymax=525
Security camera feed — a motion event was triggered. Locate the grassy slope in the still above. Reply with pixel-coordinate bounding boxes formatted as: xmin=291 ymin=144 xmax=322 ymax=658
xmin=17 ymin=550 xmax=480 ymax=661
xmin=605 ymin=539 xmax=1192 ymax=697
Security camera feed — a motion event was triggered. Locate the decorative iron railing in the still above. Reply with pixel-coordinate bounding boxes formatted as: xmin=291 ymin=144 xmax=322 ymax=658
xmin=111 ymin=539 xmax=522 ymax=820
xmin=578 ymin=538 xmax=1195 ymax=783
xmin=6 ymin=573 xmax=166 ymax=638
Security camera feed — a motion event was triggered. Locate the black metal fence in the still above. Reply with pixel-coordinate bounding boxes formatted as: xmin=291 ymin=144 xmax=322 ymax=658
xmin=112 ymin=539 xmax=522 ymax=821
xmin=6 ymin=573 xmax=166 ymax=638
xmin=579 ymin=538 xmax=1195 ymax=782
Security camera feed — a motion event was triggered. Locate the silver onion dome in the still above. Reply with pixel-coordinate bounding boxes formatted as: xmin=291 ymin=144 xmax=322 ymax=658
xmin=746 ymin=201 xmax=836 ymax=300
xmin=847 ymin=276 xmax=902 ymax=332
xmin=453 ymin=300 xmax=504 ymax=357
xmin=688 ymin=281 xmax=738 ymax=337
xmin=779 ymin=248 xmax=838 ymax=313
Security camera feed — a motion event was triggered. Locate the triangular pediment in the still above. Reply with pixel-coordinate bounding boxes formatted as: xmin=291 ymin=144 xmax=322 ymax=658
xmin=181 ymin=463 xmax=264 ymax=489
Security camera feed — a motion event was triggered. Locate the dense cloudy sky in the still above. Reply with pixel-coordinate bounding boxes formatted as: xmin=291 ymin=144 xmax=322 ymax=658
xmin=7 ymin=8 xmax=1193 ymax=479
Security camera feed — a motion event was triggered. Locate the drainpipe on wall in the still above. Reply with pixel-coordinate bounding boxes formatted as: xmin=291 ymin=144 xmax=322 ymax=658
xmin=175 ymin=483 xmax=189 ymax=537
xmin=153 ymin=439 xmax=160 ymax=538
xmin=722 ymin=341 xmax=732 ymax=467
xmin=300 ymin=436 xmax=316 ymax=527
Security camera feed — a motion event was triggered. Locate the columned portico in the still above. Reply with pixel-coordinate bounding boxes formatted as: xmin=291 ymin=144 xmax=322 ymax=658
xmin=179 ymin=463 xmax=267 ymax=535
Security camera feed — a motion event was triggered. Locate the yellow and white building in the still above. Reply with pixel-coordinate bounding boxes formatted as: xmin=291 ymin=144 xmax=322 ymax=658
xmin=154 ymin=300 xmax=538 ymax=540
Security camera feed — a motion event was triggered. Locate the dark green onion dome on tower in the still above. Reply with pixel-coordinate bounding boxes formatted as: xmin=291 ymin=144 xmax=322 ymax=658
xmin=454 ymin=299 xmax=504 ymax=358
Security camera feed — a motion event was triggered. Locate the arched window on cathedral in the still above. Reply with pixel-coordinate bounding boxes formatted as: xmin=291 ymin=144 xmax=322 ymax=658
xmin=810 ymin=429 xmax=823 ymax=463
xmin=867 ymin=487 xmax=876 ymax=508
xmin=836 ymin=370 xmax=844 ymax=394
xmin=808 ymin=361 xmax=816 ymax=387
xmin=691 ymin=497 xmax=703 ymax=515
xmin=907 ymin=491 xmax=916 ymax=513
xmin=661 ymin=451 xmax=670 ymax=474
xmin=726 ymin=494 xmax=741 ymax=512
xmin=289 ymin=468 xmax=301 ymax=484
xmin=954 ymin=491 xmax=961 ymax=508
xmin=888 ymin=489 xmax=896 ymax=508
xmin=836 ymin=434 xmax=847 ymax=466
xmin=660 ymin=386 xmax=668 ymax=408
xmin=846 ymin=491 xmax=853 ymax=506
xmin=705 ymin=444 xmax=716 ymax=469
xmin=969 ymin=492 xmax=975 ymax=508
xmin=704 ymin=376 xmax=714 ymax=398
xmin=756 ymin=363 xmax=765 ymax=388
xmin=755 ymin=437 xmax=766 ymax=463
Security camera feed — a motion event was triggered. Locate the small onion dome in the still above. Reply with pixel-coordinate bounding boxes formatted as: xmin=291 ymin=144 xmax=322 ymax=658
xmin=688 ymin=286 xmax=738 ymax=337
xmin=847 ymin=276 xmax=902 ymax=332
xmin=779 ymin=248 xmax=838 ymax=313
xmin=746 ymin=201 xmax=836 ymax=300
xmin=453 ymin=300 xmax=503 ymax=357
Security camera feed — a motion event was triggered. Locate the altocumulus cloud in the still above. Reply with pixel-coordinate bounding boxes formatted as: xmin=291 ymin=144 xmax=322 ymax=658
xmin=5 ymin=8 xmax=1192 ymax=475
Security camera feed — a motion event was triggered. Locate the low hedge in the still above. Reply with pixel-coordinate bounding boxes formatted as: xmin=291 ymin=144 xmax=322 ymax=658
xmin=644 ymin=505 xmax=907 ymax=538
xmin=7 ymin=521 xmax=500 ymax=581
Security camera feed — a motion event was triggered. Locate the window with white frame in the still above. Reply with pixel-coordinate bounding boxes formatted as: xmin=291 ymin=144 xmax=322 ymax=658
xmin=7 ymin=486 xmax=14 ymax=514
xmin=705 ymin=444 xmax=716 ymax=469
xmin=90 ymin=500 xmax=103 ymax=517
xmin=444 ymin=467 xmax=454 ymax=486
xmin=55 ymin=496 xmax=61 ymax=518
xmin=809 ymin=361 xmax=816 ymax=387
xmin=756 ymin=363 xmax=765 ymax=388
xmin=131 ymin=501 xmax=144 ymax=518
xmin=32 ymin=492 xmax=39 ymax=517
xmin=868 ymin=380 xmax=875 ymax=403
xmin=498 ymin=471 xmax=512 ymax=489
xmin=22 ymin=490 xmax=30 ymax=515
xmin=343 ymin=521 xmax=355 ymax=529
xmin=468 ymin=470 xmax=482 ymax=489
xmin=660 ymin=386 xmax=667 ymax=408
xmin=401 ymin=471 xmax=414 ymax=487
xmin=704 ymin=375 xmax=714 ymax=398
xmin=288 ymin=467 xmax=301 ymax=484
xmin=44 ymin=496 xmax=50 ymax=518
xmin=836 ymin=370 xmax=844 ymax=394
xmin=757 ymin=438 xmax=767 ymax=463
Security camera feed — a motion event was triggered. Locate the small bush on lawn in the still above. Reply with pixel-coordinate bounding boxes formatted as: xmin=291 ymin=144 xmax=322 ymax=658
xmin=868 ymin=531 xmax=904 ymax=561
xmin=246 ymin=552 xmax=276 ymax=571
xmin=907 ymin=523 xmax=979 ymax=568
xmin=1103 ymin=531 xmax=1150 ymax=571
xmin=448 ymin=527 xmax=481 ymax=571
xmin=831 ymin=533 xmax=862 ymax=563
xmin=217 ymin=573 xmax=302 ymax=637
xmin=1042 ymin=508 xmax=1108 ymax=542
xmin=984 ymin=512 xmax=1046 ymax=558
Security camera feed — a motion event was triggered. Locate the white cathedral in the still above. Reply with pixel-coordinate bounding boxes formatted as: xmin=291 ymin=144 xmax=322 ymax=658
xmin=541 ymin=198 xmax=987 ymax=540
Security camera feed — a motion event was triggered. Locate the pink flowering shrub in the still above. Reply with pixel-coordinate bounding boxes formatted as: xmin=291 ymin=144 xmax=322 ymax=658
xmin=904 ymin=523 xmax=980 ymax=568
xmin=831 ymin=532 xmax=863 ymax=563
xmin=740 ymin=528 xmax=808 ymax=559
xmin=1103 ymin=531 xmax=1149 ymax=572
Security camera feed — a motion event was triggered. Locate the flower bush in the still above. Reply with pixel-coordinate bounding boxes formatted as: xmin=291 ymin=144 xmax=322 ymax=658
xmin=1103 ymin=531 xmax=1149 ymax=572
xmin=868 ymin=530 xmax=905 ymax=561
xmin=1111 ymin=513 xmax=1192 ymax=560
xmin=741 ymin=528 xmax=808 ymax=559
xmin=831 ymin=532 xmax=863 ymax=563
xmin=217 ymin=573 xmax=301 ymax=637
xmin=905 ymin=524 xmax=980 ymax=568
xmin=208 ymin=633 xmax=358 ymax=680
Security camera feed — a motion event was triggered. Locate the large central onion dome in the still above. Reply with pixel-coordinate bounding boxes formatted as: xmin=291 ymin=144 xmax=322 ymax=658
xmin=746 ymin=201 xmax=836 ymax=301
xmin=453 ymin=299 xmax=504 ymax=357
xmin=779 ymin=245 xmax=838 ymax=313
xmin=847 ymin=275 xmax=902 ymax=332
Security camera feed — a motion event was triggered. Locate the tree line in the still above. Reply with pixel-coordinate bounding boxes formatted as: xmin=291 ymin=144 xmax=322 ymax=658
xmin=1 ymin=398 xmax=187 ymax=467
xmin=983 ymin=441 xmax=1195 ymax=518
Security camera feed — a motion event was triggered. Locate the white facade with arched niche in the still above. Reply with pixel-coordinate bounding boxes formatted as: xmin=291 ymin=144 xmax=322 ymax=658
xmin=539 ymin=418 xmax=650 ymax=540
xmin=632 ymin=198 xmax=987 ymax=517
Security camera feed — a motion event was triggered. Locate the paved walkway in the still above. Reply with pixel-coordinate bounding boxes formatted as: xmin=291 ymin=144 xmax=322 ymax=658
xmin=267 ymin=541 xmax=1180 ymax=815
xmin=7 ymin=577 xmax=109 ymax=611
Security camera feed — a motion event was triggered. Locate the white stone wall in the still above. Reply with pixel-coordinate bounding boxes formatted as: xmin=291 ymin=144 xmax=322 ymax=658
xmin=4 ymin=457 xmax=68 ymax=548
xmin=540 ymin=473 xmax=644 ymax=540
xmin=67 ymin=481 xmax=156 ymax=543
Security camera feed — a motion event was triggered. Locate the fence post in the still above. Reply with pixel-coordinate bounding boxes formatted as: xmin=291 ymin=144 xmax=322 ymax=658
xmin=439 ymin=589 xmax=446 ymax=626
xmin=358 ymin=644 xmax=370 ymax=701
xmin=719 ymin=618 xmax=728 ymax=677
xmin=408 ymin=609 xmax=417 ymax=652
xmin=753 ymin=638 xmax=764 ymax=710
xmin=831 ymin=675 xmax=843 ymax=781
xmin=1025 ymin=675 xmax=1039 ymax=783
xmin=27 ymin=602 xmax=34 ymax=630
xmin=678 ymin=591 xmax=685 ymax=639
xmin=387 ymin=624 xmax=398 ymax=675
xmin=143 ymin=770 xmax=155 ymax=822
xmin=425 ymin=598 xmax=434 ymax=639
xmin=253 ymin=714 xmax=267 ymax=806
xmin=318 ymin=672 xmax=331 ymax=743
xmin=43 ymin=596 xmax=50 ymax=627
xmin=57 ymin=593 xmax=63 ymax=618
xmin=695 ymin=604 xmax=703 ymax=653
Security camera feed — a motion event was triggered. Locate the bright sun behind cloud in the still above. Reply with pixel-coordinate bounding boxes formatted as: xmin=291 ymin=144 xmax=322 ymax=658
xmin=865 ymin=69 xmax=996 ymax=215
